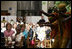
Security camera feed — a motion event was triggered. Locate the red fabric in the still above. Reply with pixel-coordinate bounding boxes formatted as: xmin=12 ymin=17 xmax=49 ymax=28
xmin=62 ymin=15 xmax=71 ymax=39
xmin=65 ymin=19 xmax=71 ymax=39
xmin=50 ymin=24 xmax=58 ymax=39
xmin=50 ymin=12 xmax=59 ymax=39
xmin=30 ymin=40 xmax=35 ymax=45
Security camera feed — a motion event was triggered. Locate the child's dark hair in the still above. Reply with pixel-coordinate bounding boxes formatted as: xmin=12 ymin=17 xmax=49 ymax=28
xmin=3 ymin=17 xmax=5 ymax=19
xmin=16 ymin=24 xmax=21 ymax=35
xmin=6 ymin=23 xmax=12 ymax=30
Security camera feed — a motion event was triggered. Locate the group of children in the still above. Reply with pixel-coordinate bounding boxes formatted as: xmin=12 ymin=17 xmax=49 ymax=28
xmin=1 ymin=18 xmax=51 ymax=48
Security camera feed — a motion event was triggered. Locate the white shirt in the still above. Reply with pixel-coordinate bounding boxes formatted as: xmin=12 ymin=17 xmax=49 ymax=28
xmin=15 ymin=32 xmax=23 ymax=42
xmin=12 ymin=28 xmax=17 ymax=37
xmin=17 ymin=22 xmax=20 ymax=25
xmin=36 ymin=26 xmax=46 ymax=41
xmin=20 ymin=21 xmax=24 ymax=25
xmin=11 ymin=21 xmax=14 ymax=25
xmin=36 ymin=26 xmax=40 ymax=35
xmin=1 ymin=27 xmax=6 ymax=33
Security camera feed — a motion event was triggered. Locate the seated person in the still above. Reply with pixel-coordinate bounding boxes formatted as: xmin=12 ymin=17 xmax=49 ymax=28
xmin=29 ymin=24 xmax=36 ymax=48
xmin=22 ymin=24 xmax=30 ymax=48
xmin=1 ymin=17 xmax=7 ymax=27
xmin=12 ymin=23 xmax=17 ymax=39
xmin=1 ymin=17 xmax=7 ymax=23
xmin=20 ymin=18 xmax=24 ymax=25
xmin=1 ymin=23 xmax=6 ymax=37
xmin=10 ymin=19 xmax=15 ymax=26
xmin=4 ymin=23 xmax=15 ymax=47
xmin=15 ymin=25 xmax=24 ymax=48
xmin=38 ymin=16 xmax=45 ymax=23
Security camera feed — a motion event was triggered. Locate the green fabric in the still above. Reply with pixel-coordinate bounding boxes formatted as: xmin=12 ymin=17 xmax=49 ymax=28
xmin=1 ymin=20 xmax=7 ymax=23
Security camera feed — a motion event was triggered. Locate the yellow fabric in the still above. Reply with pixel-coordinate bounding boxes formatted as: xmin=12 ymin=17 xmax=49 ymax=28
xmin=1 ymin=20 xmax=7 ymax=23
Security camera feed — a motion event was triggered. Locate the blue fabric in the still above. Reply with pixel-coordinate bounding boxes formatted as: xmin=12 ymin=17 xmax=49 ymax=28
xmin=46 ymin=29 xmax=51 ymax=39
xmin=23 ymin=30 xmax=28 ymax=39
xmin=46 ymin=29 xmax=51 ymax=34
xmin=29 ymin=28 xmax=33 ymax=37
xmin=29 ymin=28 xmax=34 ymax=40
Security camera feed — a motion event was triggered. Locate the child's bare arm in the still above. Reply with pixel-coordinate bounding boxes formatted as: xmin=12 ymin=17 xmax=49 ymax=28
xmin=19 ymin=36 xmax=24 ymax=47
